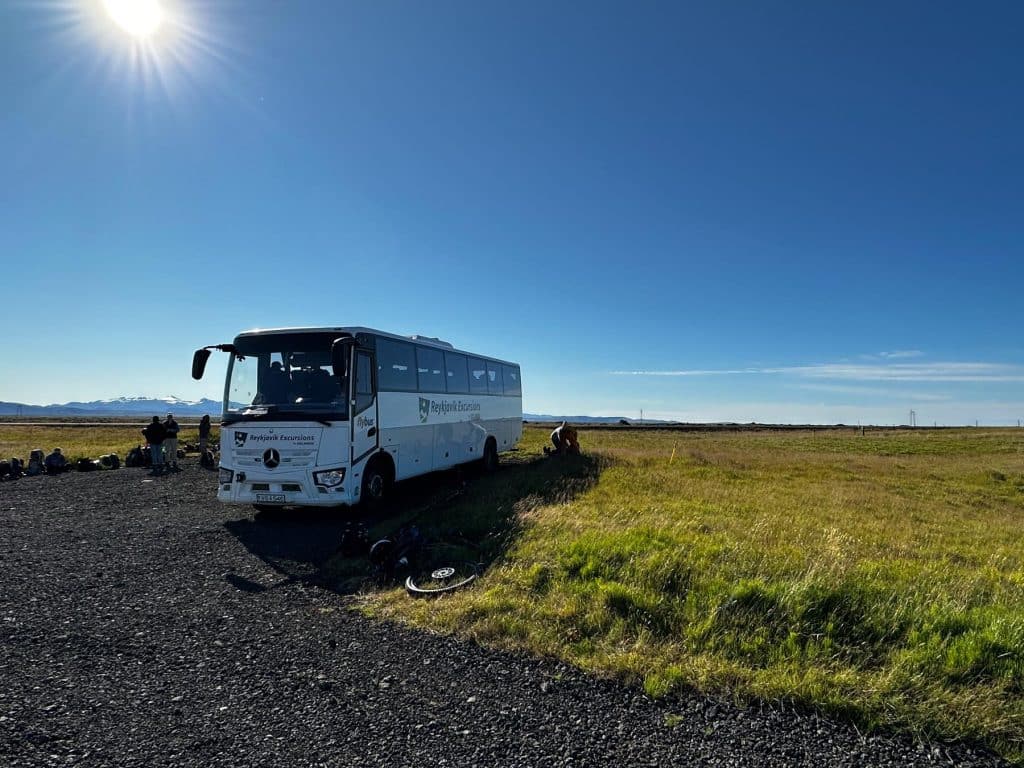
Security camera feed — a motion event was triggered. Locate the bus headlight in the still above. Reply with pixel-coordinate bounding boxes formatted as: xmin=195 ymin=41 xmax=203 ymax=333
xmin=313 ymin=468 xmax=346 ymax=488
xmin=218 ymin=467 xmax=234 ymax=484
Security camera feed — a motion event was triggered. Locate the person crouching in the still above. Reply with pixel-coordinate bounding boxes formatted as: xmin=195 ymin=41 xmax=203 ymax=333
xmin=548 ymin=421 xmax=580 ymax=456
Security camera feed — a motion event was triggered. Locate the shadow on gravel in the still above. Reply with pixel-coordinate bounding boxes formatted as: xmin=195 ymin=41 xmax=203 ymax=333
xmin=223 ymin=450 xmax=603 ymax=595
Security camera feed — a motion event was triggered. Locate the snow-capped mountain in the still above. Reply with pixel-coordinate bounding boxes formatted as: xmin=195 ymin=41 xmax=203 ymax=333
xmin=0 ymin=396 xmax=226 ymax=417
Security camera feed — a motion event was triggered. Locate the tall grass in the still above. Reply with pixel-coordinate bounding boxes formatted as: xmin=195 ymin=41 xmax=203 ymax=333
xmin=364 ymin=427 xmax=1024 ymax=762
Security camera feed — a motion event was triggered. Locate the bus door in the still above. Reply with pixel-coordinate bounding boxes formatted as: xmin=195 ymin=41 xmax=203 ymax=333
xmin=351 ymin=347 xmax=379 ymax=465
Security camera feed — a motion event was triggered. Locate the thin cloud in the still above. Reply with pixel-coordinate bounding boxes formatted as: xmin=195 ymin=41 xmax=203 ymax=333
xmin=612 ymin=361 xmax=1024 ymax=383
xmin=610 ymin=368 xmax=772 ymax=377
xmin=795 ymin=384 xmax=951 ymax=401
xmin=793 ymin=362 xmax=1024 ymax=382
xmin=878 ymin=350 xmax=924 ymax=359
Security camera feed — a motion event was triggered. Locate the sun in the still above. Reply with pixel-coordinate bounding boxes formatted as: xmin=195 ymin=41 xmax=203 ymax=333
xmin=102 ymin=0 xmax=164 ymax=38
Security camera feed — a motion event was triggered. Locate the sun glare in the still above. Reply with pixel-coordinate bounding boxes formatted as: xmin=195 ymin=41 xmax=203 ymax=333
xmin=38 ymin=0 xmax=232 ymax=115
xmin=102 ymin=0 xmax=164 ymax=38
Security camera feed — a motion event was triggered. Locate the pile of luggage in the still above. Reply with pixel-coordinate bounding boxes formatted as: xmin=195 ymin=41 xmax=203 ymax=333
xmin=0 ymin=448 xmax=121 ymax=480
xmin=0 ymin=457 xmax=25 ymax=481
xmin=125 ymin=443 xmax=216 ymax=469
xmin=0 ymin=437 xmax=222 ymax=481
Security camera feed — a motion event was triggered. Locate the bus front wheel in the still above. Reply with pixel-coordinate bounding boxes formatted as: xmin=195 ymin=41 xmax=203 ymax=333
xmin=361 ymin=459 xmax=391 ymax=507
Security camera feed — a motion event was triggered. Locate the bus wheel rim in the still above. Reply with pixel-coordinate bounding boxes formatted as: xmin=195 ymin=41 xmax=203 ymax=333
xmin=368 ymin=474 xmax=383 ymax=497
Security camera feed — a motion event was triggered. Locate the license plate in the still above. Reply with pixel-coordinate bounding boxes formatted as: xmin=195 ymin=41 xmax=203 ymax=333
xmin=255 ymin=493 xmax=286 ymax=504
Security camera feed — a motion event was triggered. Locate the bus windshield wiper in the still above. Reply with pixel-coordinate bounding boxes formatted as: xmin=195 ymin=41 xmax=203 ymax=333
xmin=222 ymin=405 xmax=335 ymax=427
xmin=221 ymin=405 xmax=277 ymax=426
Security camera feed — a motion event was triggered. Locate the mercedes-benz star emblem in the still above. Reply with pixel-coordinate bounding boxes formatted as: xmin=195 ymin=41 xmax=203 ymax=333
xmin=263 ymin=448 xmax=280 ymax=469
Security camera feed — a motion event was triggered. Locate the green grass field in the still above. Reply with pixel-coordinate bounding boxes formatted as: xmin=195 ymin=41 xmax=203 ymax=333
xmin=357 ymin=426 xmax=1024 ymax=762
xmin=0 ymin=424 xmax=219 ymax=463
xmin=6 ymin=420 xmax=1023 ymax=759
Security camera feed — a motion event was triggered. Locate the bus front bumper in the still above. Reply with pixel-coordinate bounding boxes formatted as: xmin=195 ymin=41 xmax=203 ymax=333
xmin=216 ymin=467 xmax=354 ymax=507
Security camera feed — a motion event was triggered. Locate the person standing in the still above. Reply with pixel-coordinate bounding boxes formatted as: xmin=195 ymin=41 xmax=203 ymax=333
xmin=142 ymin=416 xmax=167 ymax=475
xmin=198 ymin=414 xmax=211 ymax=455
xmin=163 ymin=413 xmax=180 ymax=471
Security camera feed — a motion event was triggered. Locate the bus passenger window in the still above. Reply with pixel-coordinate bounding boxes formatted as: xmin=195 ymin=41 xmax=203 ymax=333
xmin=377 ymin=338 xmax=417 ymax=391
xmin=486 ymin=362 xmax=503 ymax=395
xmin=444 ymin=352 xmax=469 ymax=394
xmin=416 ymin=347 xmax=445 ymax=393
xmin=502 ymin=365 xmax=521 ymax=396
xmin=468 ymin=358 xmax=488 ymax=395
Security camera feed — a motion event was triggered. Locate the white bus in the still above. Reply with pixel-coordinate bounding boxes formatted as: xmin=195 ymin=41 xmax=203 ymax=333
xmin=191 ymin=327 xmax=522 ymax=509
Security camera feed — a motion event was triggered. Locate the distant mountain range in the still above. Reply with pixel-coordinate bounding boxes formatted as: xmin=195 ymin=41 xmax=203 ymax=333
xmin=0 ymin=396 xmax=225 ymax=417
xmin=0 ymin=398 xmax=664 ymax=423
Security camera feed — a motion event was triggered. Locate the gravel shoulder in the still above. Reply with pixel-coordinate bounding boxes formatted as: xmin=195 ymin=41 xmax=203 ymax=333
xmin=0 ymin=465 xmax=1007 ymax=767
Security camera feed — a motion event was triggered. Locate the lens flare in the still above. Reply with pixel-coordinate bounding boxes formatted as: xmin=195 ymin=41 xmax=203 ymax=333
xmin=102 ymin=0 xmax=164 ymax=38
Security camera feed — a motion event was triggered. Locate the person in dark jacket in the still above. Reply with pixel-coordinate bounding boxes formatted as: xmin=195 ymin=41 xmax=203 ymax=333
xmin=163 ymin=413 xmax=180 ymax=471
xmin=44 ymin=447 xmax=69 ymax=474
xmin=142 ymin=416 xmax=167 ymax=475
xmin=198 ymin=415 xmax=211 ymax=455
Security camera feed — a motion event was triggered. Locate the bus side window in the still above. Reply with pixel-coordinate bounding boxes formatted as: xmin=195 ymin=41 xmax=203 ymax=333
xmin=468 ymin=358 xmax=488 ymax=395
xmin=416 ymin=346 xmax=445 ymax=393
xmin=444 ymin=352 xmax=469 ymax=394
xmin=486 ymin=362 xmax=504 ymax=395
xmin=502 ymin=365 xmax=521 ymax=396
xmin=377 ymin=338 xmax=417 ymax=391
xmin=354 ymin=351 xmax=374 ymax=413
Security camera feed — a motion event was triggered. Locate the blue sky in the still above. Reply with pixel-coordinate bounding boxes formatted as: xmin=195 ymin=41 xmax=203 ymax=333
xmin=2 ymin=1 xmax=1022 ymax=424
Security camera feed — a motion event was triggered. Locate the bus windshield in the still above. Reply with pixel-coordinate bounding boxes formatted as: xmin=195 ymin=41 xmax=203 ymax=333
xmin=225 ymin=332 xmax=348 ymax=420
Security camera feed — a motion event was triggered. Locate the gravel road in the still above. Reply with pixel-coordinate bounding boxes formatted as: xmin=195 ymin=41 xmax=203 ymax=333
xmin=0 ymin=464 xmax=1007 ymax=767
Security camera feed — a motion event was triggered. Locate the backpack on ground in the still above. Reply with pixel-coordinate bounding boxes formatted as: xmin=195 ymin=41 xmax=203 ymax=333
xmin=0 ymin=460 xmax=10 ymax=480
xmin=338 ymin=521 xmax=371 ymax=558
xmin=9 ymin=457 xmax=24 ymax=478
xmin=199 ymin=449 xmax=215 ymax=468
xmin=99 ymin=453 xmax=120 ymax=470
xmin=76 ymin=457 xmax=99 ymax=472
xmin=125 ymin=446 xmax=144 ymax=468
xmin=26 ymin=449 xmax=45 ymax=476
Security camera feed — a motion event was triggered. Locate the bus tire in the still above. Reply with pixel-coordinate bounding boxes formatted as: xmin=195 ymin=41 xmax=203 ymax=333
xmin=481 ymin=437 xmax=499 ymax=473
xmin=361 ymin=455 xmax=392 ymax=508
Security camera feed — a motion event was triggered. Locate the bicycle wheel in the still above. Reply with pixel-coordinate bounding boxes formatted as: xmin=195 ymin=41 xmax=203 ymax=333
xmin=405 ymin=563 xmax=480 ymax=597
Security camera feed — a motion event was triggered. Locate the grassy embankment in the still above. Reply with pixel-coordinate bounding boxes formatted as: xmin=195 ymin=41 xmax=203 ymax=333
xmin=0 ymin=424 xmax=219 ymax=463
xmin=358 ymin=426 xmax=1024 ymax=762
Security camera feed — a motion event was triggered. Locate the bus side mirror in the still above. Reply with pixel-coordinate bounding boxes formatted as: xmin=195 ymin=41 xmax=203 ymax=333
xmin=192 ymin=348 xmax=212 ymax=380
xmin=331 ymin=338 xmax=354 ymax=380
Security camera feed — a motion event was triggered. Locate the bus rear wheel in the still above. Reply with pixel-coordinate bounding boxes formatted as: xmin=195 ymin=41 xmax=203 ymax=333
xmin=481 ymin=438 xmax=499 ymax=473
